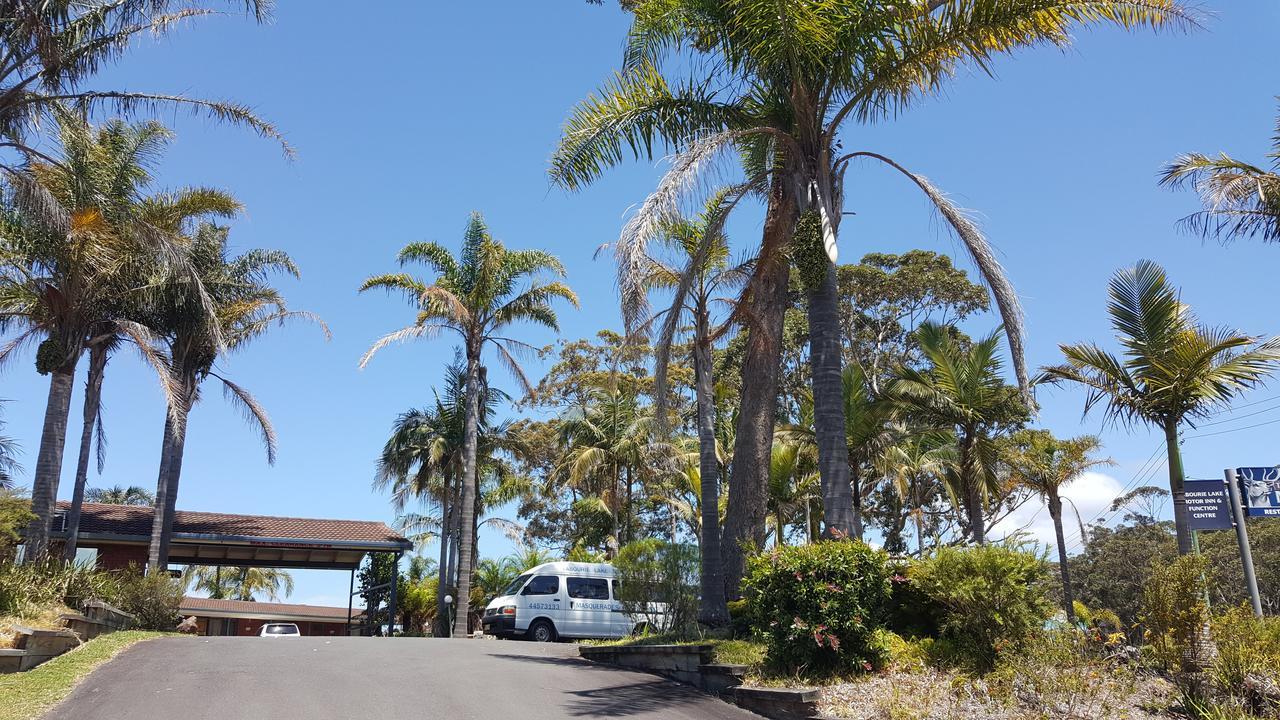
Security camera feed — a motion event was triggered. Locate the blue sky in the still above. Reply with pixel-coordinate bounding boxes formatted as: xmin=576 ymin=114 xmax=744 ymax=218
xmin=4 ymin=2 xmax=1280 ymax=607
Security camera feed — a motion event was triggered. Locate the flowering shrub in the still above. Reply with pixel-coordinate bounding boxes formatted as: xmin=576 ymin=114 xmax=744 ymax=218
xmin=743 ymin=540 xmax=891 ymax=675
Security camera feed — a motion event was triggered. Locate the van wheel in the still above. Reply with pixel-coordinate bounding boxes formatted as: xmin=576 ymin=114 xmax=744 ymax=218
xmin=528 ymin=619 xmax=557 ymax=643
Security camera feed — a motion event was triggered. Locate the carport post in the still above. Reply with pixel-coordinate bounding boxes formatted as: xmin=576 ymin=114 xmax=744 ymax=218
xmin=346 ymin=567 xmax=355 ymax=635
xmin=386 ymin=551 xmax=401 ymax=636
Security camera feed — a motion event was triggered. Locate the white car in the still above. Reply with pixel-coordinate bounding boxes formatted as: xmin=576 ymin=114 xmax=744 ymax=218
xmin=258 ymin=623 xmax=301 ymax=637
xmin=481 ymin=562 xmax=661 ymax=642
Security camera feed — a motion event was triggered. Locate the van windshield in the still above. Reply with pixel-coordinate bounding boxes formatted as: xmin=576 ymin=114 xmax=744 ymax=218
xmin=502 ymin=574 xmax=531 ymax=596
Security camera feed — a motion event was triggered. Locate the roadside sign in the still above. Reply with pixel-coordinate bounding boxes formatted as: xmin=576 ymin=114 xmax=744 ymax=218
xmin=1184 ymin=480 xmax=1234 ymax=530
xmin=1235 ymin=467 xmax=1280 ymax=518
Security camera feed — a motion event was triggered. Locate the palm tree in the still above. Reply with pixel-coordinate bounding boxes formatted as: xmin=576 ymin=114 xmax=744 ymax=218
xmin=1003 ymin=430 xmax=1112 ymax=622
xmin=376 ymin=363 xmax=517 ymax=636
xmin=361 ymin=212 xmax=577 ymax=638
xmin=0 ymin=0 xmax=283 ymax=170
xmin=1160 ymin=105 xmax=1280 ymax=244
xmin=1045 ymin=260 xmax=1280 ymax=555
xmin=145 ymin=224 xmax=325 ymax=571
xmin=878 ymin=431 xmax=957 ymax=555
xmin=0 ymin=402 xmax=18 ymax=489
xmin=779 ymin=364 xmax=898 ymax=541
xmin=0 ymin=112 xmax=233 ymax=561
xmin=185 ymin=565 xmax=294 ymax=602
xmin=640 ymin=190 xmax=746 ymax=626
xmin=888 ymin=323 xmax=1026 ymax=544
xmin=767 ymin=442 xmax=819 ymax=547
xmin=559 ymin=381 xmax=652 ymax=555
xmin=551 ymin=0 xmax=1189 ymax=593
xmin=84 ymin=485 xmax=153 ymax=506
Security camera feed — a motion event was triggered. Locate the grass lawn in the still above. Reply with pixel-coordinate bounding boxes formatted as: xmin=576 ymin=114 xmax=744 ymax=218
xmin=0 ymin=630 xmax=173 ymax=720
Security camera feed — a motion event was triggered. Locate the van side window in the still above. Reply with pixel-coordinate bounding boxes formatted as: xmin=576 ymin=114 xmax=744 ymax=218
xmin=567 ymin=577 xmax=609 ymax=600
xmin=523 ymin=575 xmax=559 ymax=596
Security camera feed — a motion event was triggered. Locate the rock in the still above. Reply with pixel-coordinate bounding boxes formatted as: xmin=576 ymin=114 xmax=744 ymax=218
xmin=1242 ymin=673 xmax=1280 ymax=716
xmin=175 ymin=616 xmax=199 ymax=634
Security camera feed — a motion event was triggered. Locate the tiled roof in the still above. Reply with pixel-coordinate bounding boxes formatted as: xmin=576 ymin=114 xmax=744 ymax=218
xmin=180 ymin=596 xmax=363 ymax=621
xmin=54 ymin=501 xmax=408 ymax=547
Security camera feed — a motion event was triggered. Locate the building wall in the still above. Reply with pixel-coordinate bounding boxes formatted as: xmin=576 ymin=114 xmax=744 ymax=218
xmin=95 ymin=544 xmax=148 ymax=570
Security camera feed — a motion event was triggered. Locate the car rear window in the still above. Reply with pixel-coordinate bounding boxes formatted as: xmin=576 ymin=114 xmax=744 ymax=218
xmin=263 ymin=624 xmax=297 ymax=634
xmin=567 ymin=577 xmax=609 ymax=600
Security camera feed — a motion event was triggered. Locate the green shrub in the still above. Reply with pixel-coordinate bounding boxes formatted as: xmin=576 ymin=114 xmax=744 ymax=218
xmin=1209 ymin=606 xmax=1280 ymax=702
xmin=0 ymin=560 xmax=117 ymax=616
xmin=885 ymin=560 xmax=940 ymax=639
xmin=911 ymin=544 xmax=1053 ymax=671
xmin=110 ymin=568 xmax=181 ymax=631
xmin=1140 ymin=554 xmax=1210 ymax=673
xmin=613 ymin=539 xmax=699 ymax=636
xmin=726 ymin=598 xmax=752 ymax=638
xmin=743 ymin=540 xmax=891 ymax=675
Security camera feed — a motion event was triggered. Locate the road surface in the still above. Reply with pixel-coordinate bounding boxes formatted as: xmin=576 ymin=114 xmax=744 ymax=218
xmin=45 ymin=636 xmax=762 ymax=719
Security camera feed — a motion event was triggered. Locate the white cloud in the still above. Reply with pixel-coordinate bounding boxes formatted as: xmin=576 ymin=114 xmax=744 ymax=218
xmin=989 ymin=471 xmax=1124 ymax=554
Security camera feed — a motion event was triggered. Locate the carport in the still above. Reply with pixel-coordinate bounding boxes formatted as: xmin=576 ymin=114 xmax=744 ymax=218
xmin=51 ymin=501 xmax=413 ymax=633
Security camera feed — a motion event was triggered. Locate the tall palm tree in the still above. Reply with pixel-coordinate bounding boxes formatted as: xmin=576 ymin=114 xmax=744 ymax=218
xmin=145 ymin=223 xmax=324 ymax=571
xmin=0 ymin=0 xmax=283 ymax=170
xmin=361 ymin=212 xmax=577 ymax=638
xmin=888 ymin=323 xmax=1026 ymax=544
xmin=0 ymin=112 xmax=232 ymax=560
xmin=376 ymin=363 xmax=515 ymax=636
xmin=1160 ymin=104 xmax=1280 ymax=244
xmin=551 ymin=0 xmax=1189 ymax=594
xmin=185 ymin=565 xmax=294 ymax=602
xmin=84 ymin=485 xmax=153 ymax=506
xmin=1003 ymin=430 xmax=1112 ymax=622
xmin=641 ymin=190 xmax=746 ymax=626
xmin=1045 ymin=260 xmax=1280 ymax=555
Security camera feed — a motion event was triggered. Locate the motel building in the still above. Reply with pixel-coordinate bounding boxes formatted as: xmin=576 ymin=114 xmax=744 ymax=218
xmin=47 ymin=501 xmax=413 ymax=636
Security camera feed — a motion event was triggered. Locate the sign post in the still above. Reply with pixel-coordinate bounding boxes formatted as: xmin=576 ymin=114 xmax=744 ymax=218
xmin=1223 ymin=469 xmax=1264 ymax=618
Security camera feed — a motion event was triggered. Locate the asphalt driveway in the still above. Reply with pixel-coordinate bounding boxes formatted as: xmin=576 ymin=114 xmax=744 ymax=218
xmin=44 ymin=636 xmax=762 ymax=719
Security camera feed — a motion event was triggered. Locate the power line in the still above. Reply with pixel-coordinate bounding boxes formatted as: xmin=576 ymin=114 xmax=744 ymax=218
xmin=1060 ymin=442 xmax=1164 ymax=552
xmin=1186 ymin=416 xmax=1280 ymax=440
xmin=1196 ymin=398 xmax=1280 ymax=428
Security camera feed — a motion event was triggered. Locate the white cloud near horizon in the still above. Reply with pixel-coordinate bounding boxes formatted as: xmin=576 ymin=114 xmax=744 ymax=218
xmin=989 ymin=471 xmax=1125 ymax=555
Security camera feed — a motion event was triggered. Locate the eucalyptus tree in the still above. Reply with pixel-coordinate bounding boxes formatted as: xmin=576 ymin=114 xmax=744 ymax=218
xmin=145 ymin=223 xmax=324 ymax=571
xmin=639 ymin=190 xmax=746 ymax=625
xmin=888 ymin=322 xmax=1026 ymax=544
xmin=185 ymin=565 xmax=294 ymax=602
xmin=1003 ymin=430 xmax=1112 ymax=621
xmin=551 ymin=0 xmax=1189 ymax=594
xmin=0 ymin=113 xmax=235 ymax=560
xmin=84 ymin=484 xmax=153 ymax=506
xmin=0 ymin=0 xmax=283 ymax=168
xmin=1161 ymin=106 xmax=1280 ymax=244
xmin=1045 ymin=261 xmax=1280 ymax=555
xmin=361 ymin=212 xmax=577 ymax=637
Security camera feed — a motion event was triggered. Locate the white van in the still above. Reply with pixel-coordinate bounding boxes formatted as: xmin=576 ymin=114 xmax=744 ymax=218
xmin=481 ymin=562 xmax=648 ymax=642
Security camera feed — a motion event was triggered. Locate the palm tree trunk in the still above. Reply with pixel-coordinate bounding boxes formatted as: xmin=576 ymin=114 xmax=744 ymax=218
xmin=1165 ymin=420 xmax=1193 ymax=555
xmin=148 ymin=411 xmax=176 ymax=571
xmin=24 ymin=366 xmax=78 ymax=562
xmin=1048 ymin=490 xmax=1076 ymax=622
xmin=723 ymin=176 xmax=798 ymax=599
xmin=150 ymin=400 xmax=191 ymax=572
xmin=776 ymin=509 xmax=787 ymax=547
xmin=451 ymin=352 xmax=482 ymax=638
xmin=806 ymin=261 xmax=857 ymax=539
xmin=960 ymin=432 xmax=986 ymax=545
xmin=62 ymin=344 xmax=107 ymax=562
xmin=435 ymin=476 xmax=452 ymax=637
xmin=693 ymin=320 xmax=728 ymax=627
